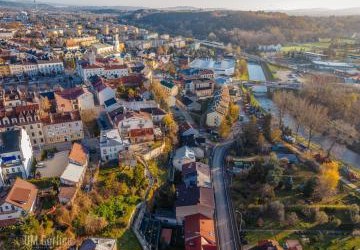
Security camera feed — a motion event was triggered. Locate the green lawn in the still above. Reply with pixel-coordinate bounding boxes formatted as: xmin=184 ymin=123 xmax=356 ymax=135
xmin=117 ymin=229 xmax=142 ymax=250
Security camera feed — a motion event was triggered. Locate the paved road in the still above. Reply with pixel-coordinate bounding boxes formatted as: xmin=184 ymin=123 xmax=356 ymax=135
xmin=212 ymin=143 xmax=238 ymax=250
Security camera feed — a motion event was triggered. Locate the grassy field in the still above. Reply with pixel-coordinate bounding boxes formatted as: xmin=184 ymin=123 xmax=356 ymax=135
xmin=281 ymin=41 xmax=331 ymax=53
xmin=117 ymin=229 xmax=142 ymax=250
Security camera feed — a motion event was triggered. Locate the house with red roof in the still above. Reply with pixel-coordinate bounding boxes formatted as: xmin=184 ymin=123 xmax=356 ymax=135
xmin=0 ymin=178 xmax=38 ymax=224
xmin=184 ymin=213 xmax=217 ymax=250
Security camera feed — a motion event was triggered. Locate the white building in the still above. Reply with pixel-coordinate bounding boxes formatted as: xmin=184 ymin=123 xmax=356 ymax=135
xmin=92 ymin=43 xmax=114 ymax=55
xmin=60 ymin=143 xmax=88 ymax=187
xmin=0 ymin=129 xmax=33 ymax=187
xmin=78 ymin=64 xmax=128 ymax=82
xmin=37 ymin=60 xmax=64 ymax=75
xmin=100 ymin=129 xmax=129 ymax=161
xmin=172 ymin=146 xmax=196 ymax=171
xmin=190 ymin=58 xmax=235 ymax=76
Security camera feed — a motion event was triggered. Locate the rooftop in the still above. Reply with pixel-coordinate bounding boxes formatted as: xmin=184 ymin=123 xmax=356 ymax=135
xmin=4 ymin=178 xmax=38 ymax=212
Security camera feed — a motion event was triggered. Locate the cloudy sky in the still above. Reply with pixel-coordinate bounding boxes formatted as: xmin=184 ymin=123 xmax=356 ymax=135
xmin=43 ymin=0 xmax=360 ymax=9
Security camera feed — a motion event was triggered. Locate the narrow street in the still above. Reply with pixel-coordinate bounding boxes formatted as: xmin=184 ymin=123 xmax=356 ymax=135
xmin=212 ymin=143 xmax=239 ymax=250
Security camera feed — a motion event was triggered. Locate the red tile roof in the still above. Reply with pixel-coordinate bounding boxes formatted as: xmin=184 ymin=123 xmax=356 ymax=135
xmin=69 ymin=142 xmax=88 ymax=166
xmin=184 ymin=214 xmax=216 ymax=250
xmin=5 ymin=178 xmax=38 ymax=212
xmin=56 ymin=87 xmax=85 ymax=100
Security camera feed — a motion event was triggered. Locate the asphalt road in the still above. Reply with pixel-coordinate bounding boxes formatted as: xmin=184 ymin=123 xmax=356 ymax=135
xmin=212 ymin=143 xmax=238 ymax=250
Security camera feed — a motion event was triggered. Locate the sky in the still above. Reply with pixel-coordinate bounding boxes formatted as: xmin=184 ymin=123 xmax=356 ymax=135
xmin=42 ymin=0 xmax=360 ymax=10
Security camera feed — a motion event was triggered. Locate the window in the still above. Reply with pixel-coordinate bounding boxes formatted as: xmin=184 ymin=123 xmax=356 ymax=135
xmin=39 ymin=131 xmax=42 ymax=136
xmin=33 ymin=139 xmax=37 ymax=144
xmin=32 ymin=132 xmax=35 ymax=137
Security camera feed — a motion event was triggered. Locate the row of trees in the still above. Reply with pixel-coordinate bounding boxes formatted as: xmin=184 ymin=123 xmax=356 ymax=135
xmin=273 ymin=90 xmax=358 ymax=156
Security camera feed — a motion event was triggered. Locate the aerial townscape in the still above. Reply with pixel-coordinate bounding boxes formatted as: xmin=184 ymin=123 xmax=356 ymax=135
xmin=0 ymin=1 xmax=360 ymax=250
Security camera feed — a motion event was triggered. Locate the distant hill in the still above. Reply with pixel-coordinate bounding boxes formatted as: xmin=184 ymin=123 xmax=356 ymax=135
xmin=280 ymin=8 xmax=360 ymax=16
xmin=123 ymin=10 xmax=360 ymax=48
xmin=0 ymin=0 xmax=53 ymax=8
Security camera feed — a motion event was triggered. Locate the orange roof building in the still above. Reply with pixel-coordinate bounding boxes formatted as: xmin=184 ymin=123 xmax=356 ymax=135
xmin=0 ymin=178 xmax=38 ymax=224
xmin=184 ymin=213 xmax=217 ymax=250
xmin=69 ymin=142 xmax=88 ymax=167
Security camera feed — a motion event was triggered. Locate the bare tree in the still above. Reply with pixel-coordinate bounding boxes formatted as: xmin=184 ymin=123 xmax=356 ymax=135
xmin=303 ymin=104 xmax=328 ymax=148
xmin=326 ymin=120 xmax=358 ymax=157
xmin=273 ymin=91 xmax=292 ymax=128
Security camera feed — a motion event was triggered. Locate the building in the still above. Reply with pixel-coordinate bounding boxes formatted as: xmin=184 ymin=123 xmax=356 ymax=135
xmin=179 ymin=68 xmax=215 ymax=81
xmin=160 ymin=80 xmax=178 ymax=107
xmin=0 ymin=129 xmax=33 ymax=187
xmin=190 ymin=58 xmax=235 ymax=76
xmin=113 ymin=111 xmax=154 ymax=143
xmin=0 ymin=103 xmax=45 ymax=147
xmin=41 ymin=111 xmax=84 ymax=144
xmin=60 ymin=143 xmax=88 ymax=187
xmin=78 ymin=64 xmax=128 ymax=82
xmin=185 ymin=79 xmax=215 ymax=99
xmin=206 ymin=85 xmax=230 ymax=127
xmin=8 ymin=60 xmax=64 ymax=76
xmin=55 ymin=87 xmax=95 ymax=112
xmin=140 ymin=107 xmax=166 ymax=123
xmin=0 ymin=178 xmax=38 ymax=223
xmin=100 ymin=129 xmax=129 ymax=161
xmin=182 ymin=162 xmax=211 ymax=188
xmin=172 ymin=146 xmax=196 ymax=171
xmin=184 ymin=213 xmax=217 ymax=250
xmin=91 ymin=78 xmax=116 ymax=106
xmin=79 ymin=238 xmax=117 ymax=250
xmin=92 ymin=43 xmax=114 ymax=55
xmin=175 ymin=185 xmax=215 ymax=223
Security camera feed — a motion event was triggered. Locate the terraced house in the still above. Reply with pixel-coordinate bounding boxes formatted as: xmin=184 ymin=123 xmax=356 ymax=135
xmin=206 ymin=85 xmax=230 ymax=127
xmin=41 ymin=111 xmax=84 ymax=144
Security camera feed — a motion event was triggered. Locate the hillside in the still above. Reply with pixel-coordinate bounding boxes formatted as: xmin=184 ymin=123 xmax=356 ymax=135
xmin=122 ymin=10 xmax=360 ymax=48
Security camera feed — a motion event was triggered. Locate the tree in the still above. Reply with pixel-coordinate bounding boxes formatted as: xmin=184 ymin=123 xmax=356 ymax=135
xmin=273 ymin=91 xmax=292 ymax=128
xmin=315 ymin=210 xmax=329 ymax=224
xmin=39 ymin=97 xmax=51 ymax=118
xmin=303 ymin=104 xmax=328 ymax=148
xmin=286 ymin=212 xmax=299 ymax=226
xmin=284 ymin=176 xmax=293 ymax=190
xmin=271 ymin=128 xmax=282 ymax=142
xmin=326 ymin=120 xmax=358 ymax=157
xmin=320 ymin=161 xmax=340 ymax=191
xmin=229 ymin=103 xmax=240 ymax=122
xmin=267 ymin=201 xmax=285 ymax=222
xmin=257 ymin=133 xmax=266 ymax=153
xmin=84 ymin=214 xmax=108 ymax=235
xmin=219 ymin=119 xmax=231 ymax=139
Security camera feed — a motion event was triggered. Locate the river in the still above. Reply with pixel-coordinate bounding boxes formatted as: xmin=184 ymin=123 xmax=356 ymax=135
xmin=256 ymin=94 xmax=360 ymax=168
xmin=247 ymin=62 xmax=266 ymax=82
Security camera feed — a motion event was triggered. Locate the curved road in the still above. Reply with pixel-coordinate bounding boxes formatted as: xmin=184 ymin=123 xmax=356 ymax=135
xmin=212 ymin=143 xmax=239 ymax=250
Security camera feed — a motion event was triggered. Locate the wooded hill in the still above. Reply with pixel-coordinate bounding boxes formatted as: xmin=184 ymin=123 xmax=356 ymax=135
xmin=122 ymin=10 xmax=360 ymax=48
